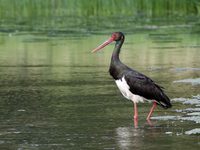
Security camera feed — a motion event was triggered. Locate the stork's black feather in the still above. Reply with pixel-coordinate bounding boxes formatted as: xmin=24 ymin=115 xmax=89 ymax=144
xmin=109 ymin=62 xmax=172 ymax=108
xmin=124 ymin=70 xmax=172 ymax=108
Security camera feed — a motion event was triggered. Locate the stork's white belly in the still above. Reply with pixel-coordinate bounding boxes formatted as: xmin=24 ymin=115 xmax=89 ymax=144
xmin=115 ymin=76 xmax=144 ymax=103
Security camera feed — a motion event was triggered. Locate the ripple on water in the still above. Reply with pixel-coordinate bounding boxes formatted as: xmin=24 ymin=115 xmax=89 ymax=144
xmin=151 ymin=115 xmax=179 ymax=121
xmin=172 ymin=95 xmax=200 ymax=106
xmin=173 ymin=78 xmax=200 ymax=85
xmin=185 ymin=128 xmax=200 ymax=135
xmin=153 ymin=94 xmax=200 ymax=134
xmin=180 ymin=116 xmax=200 ymax=124
xmin=184 ymin=108 xmax=200 ymax=112
xmin=171 ymin=67 xmax=200 ymax=72
xmin=152 ymin=115 xmax=200 ymax=123
xmin=187 ymin=112 xmax=200 ymax=116
xmin=165 ymin=131 xmax=173 ymax=135
xmin=175 ymin=107 xmax=200 ymax=113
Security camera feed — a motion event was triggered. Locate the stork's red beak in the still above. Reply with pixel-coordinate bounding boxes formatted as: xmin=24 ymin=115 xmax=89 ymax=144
xmin=91 ymin=37 xmax=115 ymax=53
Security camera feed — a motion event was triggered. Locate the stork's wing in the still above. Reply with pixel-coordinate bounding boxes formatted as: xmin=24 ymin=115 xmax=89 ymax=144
xmin=124 ymin=70 xmax=172 ymax=108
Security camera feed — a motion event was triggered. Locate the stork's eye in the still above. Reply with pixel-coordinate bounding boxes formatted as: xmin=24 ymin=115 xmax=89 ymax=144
xmin=111 ymin=32 xmax=122 ymax=41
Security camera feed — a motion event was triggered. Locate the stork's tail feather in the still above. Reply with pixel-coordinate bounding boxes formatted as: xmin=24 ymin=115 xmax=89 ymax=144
xmin=157 ymin=100 xmax=172 ymax=109
xmin=156 ymin=93 xmax=172 ymax=109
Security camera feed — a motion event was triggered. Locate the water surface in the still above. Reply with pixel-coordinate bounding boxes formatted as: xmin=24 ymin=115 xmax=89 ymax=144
xmin=0 ymin=27 xmax=200 ymax=149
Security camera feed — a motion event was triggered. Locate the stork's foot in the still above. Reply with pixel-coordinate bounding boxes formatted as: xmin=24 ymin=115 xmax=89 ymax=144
xmin=146 ymin=116 xmax=152 ymax=121
xmin=133 ymin=117 xmax=138 ymax=128
xmin=146 ymin=119 xmax=153 ymax=126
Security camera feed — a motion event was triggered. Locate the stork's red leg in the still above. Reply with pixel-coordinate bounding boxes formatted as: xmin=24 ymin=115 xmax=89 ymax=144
xmin=146 ymin=101 xmax=157 ymax=120
xmin=133 ymin=102 xmax=138 ymax=120
xmin=133 ymin=102 xmax=138 ymax=128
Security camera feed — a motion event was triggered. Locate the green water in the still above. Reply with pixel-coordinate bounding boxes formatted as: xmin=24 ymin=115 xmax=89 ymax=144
xmin=0 ymin=27 xmax=200 ymax=149
xmin=0 ymin=0 xmax=200 ymax=149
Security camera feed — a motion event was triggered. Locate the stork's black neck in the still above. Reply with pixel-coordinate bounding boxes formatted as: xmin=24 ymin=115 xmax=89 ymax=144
xmin=111 ymin=36 xmax=124 ymax=61
xmin=110 ymin=35 xmax=128 ymax=80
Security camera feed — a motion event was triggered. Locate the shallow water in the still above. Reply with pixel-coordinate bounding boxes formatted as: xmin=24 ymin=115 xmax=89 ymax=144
xmin=0 ymin=27 xmax=200 ymax=149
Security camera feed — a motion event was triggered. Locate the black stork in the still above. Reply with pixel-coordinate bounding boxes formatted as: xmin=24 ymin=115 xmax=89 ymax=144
xmin=92 ymin=32 xmax=172 ymax=126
